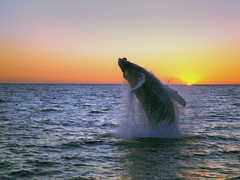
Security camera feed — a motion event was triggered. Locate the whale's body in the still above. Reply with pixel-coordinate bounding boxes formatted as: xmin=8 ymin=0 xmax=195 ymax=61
xmin=118 ymin=58 xmax=186 ymax=126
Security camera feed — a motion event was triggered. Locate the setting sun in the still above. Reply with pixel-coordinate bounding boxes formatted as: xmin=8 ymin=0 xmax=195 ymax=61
xmin=179 ymin=73 xmax=201 ymax=85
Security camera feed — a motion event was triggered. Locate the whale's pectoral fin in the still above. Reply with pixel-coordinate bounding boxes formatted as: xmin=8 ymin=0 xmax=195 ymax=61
xmin=131 ymin=73 xmax=146 ymax=93
xmin=166 ymin=86 xmax=186 ymax=107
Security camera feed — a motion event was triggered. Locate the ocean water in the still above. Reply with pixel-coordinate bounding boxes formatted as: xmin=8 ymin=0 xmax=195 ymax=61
xmin=0 ymin=83 xmax=239 ymax=180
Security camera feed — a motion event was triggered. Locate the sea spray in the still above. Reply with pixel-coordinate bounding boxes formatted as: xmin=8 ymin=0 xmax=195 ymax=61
xmin=115 ymin=86 xmax=183 ymax=138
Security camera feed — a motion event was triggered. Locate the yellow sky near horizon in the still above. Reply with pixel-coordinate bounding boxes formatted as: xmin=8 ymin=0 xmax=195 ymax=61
xmin=1 ymin=41 xmax=239 ymax=85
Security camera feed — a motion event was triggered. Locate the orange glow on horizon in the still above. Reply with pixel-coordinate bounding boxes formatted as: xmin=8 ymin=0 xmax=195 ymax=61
xmin=0 ymin=42 xmax=122 ymax=84
xmin=0 ymin=42 xmax=240 ymax=85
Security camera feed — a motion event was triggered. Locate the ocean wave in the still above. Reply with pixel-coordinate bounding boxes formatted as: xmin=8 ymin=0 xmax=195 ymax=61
xmin=0 ymin=99 xmax=7 ymax=103
xmin=9 ymin=169 xmax=35 ymax=178
xmin=61 ymin=141 xmax=83 ymax=148
xmin=41 ymin=108 xmax=63 ymax=112
xmin=0 ymin=116 xmax=9 ymax=121
xmin=88 ymin=110 xmax=104 ymax=114
xmin=68 ymin=176 xmax=97 ymax=180
xmin=25 ymin=159 xmax=58 ymax=167
xmin=83 ymin=139 xmax=104 ymax=145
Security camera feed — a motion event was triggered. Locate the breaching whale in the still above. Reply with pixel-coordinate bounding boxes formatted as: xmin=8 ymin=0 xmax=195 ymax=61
xmin=118 ymin=57 xmax=186 ymax=126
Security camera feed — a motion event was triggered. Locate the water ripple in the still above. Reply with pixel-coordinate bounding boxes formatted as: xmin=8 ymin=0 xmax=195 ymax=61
xmin=0 ymin=84 xmax=239 ymax=179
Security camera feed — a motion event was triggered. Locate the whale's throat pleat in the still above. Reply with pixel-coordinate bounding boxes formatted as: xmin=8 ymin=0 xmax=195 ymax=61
xmin=131 ymin=73 xmax=146 ymax=93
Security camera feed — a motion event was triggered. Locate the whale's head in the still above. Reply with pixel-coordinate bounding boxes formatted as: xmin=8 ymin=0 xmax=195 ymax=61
xmin=118 ymin=57 xmax=146 ymax=91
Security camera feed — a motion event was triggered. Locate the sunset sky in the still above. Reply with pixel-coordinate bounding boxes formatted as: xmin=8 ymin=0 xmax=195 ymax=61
xmin=1 ymin=1 xmax=240 ymax=84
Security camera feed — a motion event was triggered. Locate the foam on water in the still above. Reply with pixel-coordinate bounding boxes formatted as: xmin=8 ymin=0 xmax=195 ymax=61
xmin=115 ymin=86 xmax=183 ymax=138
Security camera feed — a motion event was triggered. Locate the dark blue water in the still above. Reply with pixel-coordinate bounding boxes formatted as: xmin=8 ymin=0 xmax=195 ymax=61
xmin=0 ymin=84 xmax=239 ymax=179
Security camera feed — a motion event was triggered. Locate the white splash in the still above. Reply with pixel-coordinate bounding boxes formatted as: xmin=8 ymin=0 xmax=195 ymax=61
xmin=115 ymin=86 xmax=184 ymax=139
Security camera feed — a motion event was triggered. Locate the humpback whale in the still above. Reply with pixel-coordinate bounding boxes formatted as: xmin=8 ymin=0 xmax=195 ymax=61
xmin=118 ymin=57 xmax=186 ymax=127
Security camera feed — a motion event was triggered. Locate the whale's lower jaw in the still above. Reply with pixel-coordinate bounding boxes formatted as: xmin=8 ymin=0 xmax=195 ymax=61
xmin=118 ymin=58 xmax=129 ymax=74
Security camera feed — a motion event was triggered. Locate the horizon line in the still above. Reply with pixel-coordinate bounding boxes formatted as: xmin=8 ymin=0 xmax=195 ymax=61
xmin=0 ymin=82 xmax=240 ymax=86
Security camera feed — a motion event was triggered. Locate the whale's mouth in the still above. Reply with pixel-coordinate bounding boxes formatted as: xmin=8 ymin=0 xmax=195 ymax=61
xmin=118 ymin=58 xmax=129 ymax=73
